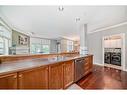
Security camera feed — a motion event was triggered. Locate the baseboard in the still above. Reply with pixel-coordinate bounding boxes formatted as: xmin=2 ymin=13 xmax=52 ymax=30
xmin=94 ymin=63 xmax=104 ymax=66
xmin=94 ymin=63 xmax=127 ymax=72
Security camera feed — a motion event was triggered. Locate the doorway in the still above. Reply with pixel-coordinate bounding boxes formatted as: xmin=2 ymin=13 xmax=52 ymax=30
xmin=102 ymin=33 xmax=125 ymax=71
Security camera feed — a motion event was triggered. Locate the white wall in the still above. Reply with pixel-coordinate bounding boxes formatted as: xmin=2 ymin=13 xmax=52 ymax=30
xmin=88 ymin=24 xmax=127 ymax=69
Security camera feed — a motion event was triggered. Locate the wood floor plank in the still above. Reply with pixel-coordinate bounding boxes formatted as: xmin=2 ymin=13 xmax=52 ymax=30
xmin=76 ymin=65 xmax=127 ymax=89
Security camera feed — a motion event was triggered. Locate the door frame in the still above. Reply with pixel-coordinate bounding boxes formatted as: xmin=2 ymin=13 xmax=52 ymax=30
xmin=102 ymin=33 xmax=125 ymax=71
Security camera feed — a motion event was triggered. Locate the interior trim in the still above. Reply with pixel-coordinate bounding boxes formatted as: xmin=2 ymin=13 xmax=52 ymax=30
xmin=88 ymin=21 xmax=127 ymax=34
xmin=94 ymin=63 xmax=103 ymax=66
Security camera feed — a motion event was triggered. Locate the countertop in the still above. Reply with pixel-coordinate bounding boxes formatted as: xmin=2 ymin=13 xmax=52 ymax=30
xmin=0 ymin=54 xmax=92 ymax=76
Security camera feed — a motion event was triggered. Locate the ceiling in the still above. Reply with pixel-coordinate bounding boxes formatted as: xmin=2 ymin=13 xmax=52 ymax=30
xmin=0 ymin=6 xmax=127 ymax=40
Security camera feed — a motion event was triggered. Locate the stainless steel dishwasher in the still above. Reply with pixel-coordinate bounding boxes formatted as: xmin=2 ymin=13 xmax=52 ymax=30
xmin=74 ymin=57 xmax=85 ymax=82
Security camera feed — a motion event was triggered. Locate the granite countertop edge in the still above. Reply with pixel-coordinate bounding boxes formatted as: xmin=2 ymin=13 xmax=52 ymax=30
xmin=0 ymin=54 xmax=93 ymax=76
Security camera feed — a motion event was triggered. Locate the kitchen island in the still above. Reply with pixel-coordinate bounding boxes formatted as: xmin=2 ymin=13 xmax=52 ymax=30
xmin=0 ymin=54 xmax=93 ymax=89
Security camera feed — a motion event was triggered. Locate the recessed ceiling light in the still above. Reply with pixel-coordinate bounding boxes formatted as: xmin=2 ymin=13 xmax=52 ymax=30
xmin=58 ymin=6 xmax=64 ymax=11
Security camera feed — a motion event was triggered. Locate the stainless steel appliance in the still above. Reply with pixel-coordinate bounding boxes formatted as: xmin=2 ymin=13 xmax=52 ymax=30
xmin=104 ymin=48 xmax=121 ymax=66
xmin=104 ymin=52 xmax=111 ymax=64
xmin=74 ymin=58 xmax=85 ymax=82
xmin=111 ymin=49 xmax=121 ymax=66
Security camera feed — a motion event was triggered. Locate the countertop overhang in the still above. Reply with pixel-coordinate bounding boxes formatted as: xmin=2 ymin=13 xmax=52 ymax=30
xmin=0 ymin=54 xmax=93 ymax=76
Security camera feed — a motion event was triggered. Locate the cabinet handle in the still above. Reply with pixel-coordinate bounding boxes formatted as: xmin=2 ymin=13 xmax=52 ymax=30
xmin=19 ymin=74 xmax=23 ymax=78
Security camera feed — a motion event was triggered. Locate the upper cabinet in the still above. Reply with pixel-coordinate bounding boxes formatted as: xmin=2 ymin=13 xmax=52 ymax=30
xmin=9 ymin=30 xmax=30 ymax=55
xmin=12 ymin=30 xmax=30 ymax=47
xmin=104 ymin=38 xmax=122 ymax=48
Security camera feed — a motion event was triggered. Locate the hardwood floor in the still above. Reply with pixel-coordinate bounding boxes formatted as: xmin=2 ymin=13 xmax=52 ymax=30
xmin=76 ymin=65 xmax=127 ymax=89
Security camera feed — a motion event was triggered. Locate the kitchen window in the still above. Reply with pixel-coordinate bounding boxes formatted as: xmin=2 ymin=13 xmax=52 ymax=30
xmin=0 ymin=25 xmax=11 ymax=55
xmin=67 ymin=40 xmax=73 ymax=52
xmin=0 ymin=37 xmax=4 ymax=55
xmin=30 ymin=37 xmax=50 ymax=54
xmin=30 ymin=43 xmax=50 ymax=54
xmin=41 ymin=45 xmax=50 ymax=54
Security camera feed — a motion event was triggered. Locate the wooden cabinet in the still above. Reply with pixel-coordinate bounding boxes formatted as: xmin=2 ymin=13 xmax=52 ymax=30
xmin=89 ymin=55 xmax=93 ymax=69
xmin=63 ymin=60 xmax=74 ymax=89
xmin=18 ymin=66 xmax=49 ymax=89
xmin=49 ymin=60 xmax=74 ymax=89
xmin=49 ymin=62 xmax=63 ymax=89
xmin=0 ymin=55 xmax=93 ymax=89
xmin=0 ymin=73 xmax=17 ymax=89
xmin=84 ymin=55 xmax=93 ymax=76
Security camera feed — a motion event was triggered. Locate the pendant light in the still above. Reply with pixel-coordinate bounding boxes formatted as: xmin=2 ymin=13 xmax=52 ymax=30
xmin=58 ymin=6 xmax=64 ymax=11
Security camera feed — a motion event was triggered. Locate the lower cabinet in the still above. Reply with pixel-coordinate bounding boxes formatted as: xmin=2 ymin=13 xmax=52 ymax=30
xmin=0 ymin=73 xmax=17 ymax=89
xmin=63 ymin=60 xmax=74 ymax=89
xmin=84 ymin=55 xmax=93 ymax=76
xmin=48 ymin=60 xmax=74 ymax=89
xmin=89 ymin=55 xmax=93 ymax=69
xmin=0 ymin=61 xmax=74 ymax=89
xmin=0 ymin=55 xmax=93 ymax=89
xmin=18 ymin=66 xmax=49 ymax=89
xmin=48 ymin=62 xmax=63 ymax=89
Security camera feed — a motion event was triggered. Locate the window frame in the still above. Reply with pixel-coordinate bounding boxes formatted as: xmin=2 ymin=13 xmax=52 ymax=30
xmin=30 ymin=43 xmax=50 ymax=54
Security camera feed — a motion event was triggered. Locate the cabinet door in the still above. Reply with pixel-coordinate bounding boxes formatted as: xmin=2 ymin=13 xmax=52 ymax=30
xmin=116 ymin=39 xmax=122 ymax=48
xmin=18 ymin=66 xmax=49 ymax=89
xmin=49 ymin=62 xmax=63 ymax=89
xmin=104 ymin=40 xmax=109 ymax=48
xmin=89 ymin=56 xmax=93 ymax=69
xmin=0 ymin=73 xmax=17 ymax=89
xmin=84 ymin=57 xmax=90 ymax=75
xmin=84 ymin=56 xmax=93 ymax=76
xmin=63 ymin=60 xmax=74 ymax=89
